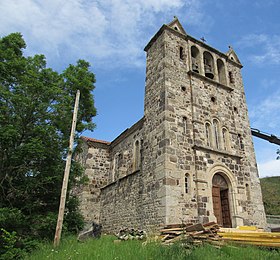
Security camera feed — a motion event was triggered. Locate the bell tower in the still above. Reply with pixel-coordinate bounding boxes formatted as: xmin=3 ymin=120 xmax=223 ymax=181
xmin=143 ymin=17 xmax=266 ymax=227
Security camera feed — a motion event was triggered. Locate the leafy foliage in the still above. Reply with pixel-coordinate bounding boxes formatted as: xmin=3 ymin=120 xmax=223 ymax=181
xmin=0 ymin=33 xmax=96 ymax=257
xmin=260 ymin=176 xmax=280 ymax=215
xmin=0 ymin=228 xmax=24 ymax=259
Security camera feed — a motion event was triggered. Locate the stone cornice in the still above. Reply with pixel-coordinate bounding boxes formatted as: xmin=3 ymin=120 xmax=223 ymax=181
xmin=188 ymin=71 xmax=234 ymax=92
xmin=193 ymin=144 xmax=242 ymax=159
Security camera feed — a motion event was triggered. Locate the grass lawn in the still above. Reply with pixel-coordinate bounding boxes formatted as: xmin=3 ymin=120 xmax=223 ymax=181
xmin=27 ymin=235 xmax=280 ymax=260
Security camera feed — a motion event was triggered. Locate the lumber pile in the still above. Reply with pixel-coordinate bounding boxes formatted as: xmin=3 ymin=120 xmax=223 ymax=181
xmin=160 ymin=222 xmax=223 ymax=246
xmin=218 ymin=226 xmax=280 ymax=247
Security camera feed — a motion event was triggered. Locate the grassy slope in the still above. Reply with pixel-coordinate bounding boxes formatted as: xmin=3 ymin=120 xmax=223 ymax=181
xmin=27 ymin=236 xmax=280 ymax=260
xmin=260 ymin=176 xmax=280 ymax=215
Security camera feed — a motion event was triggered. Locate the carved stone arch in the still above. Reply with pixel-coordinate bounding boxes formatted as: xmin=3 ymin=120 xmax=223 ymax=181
xmin=208 ymin=164 xmax=237 ymax=190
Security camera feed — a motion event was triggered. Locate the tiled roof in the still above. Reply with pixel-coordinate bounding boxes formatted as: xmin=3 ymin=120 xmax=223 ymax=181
xmin=81 ymin=136 xmax=111 ymax=145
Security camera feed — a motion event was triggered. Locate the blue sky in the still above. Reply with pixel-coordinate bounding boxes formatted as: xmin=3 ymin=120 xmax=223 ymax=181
xmin=1 ymin=0 xmax=279 ymax=177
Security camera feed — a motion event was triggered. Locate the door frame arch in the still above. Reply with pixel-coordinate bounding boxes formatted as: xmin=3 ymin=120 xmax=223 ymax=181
xmin=208 ymin=164 xmax=241 ymax=227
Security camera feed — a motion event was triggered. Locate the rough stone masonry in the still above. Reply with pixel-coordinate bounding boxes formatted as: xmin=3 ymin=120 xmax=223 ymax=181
xmin=75 ymin=18 xmax=267 ymax=234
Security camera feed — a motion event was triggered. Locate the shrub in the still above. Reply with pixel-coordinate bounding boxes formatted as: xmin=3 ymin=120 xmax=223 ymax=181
xmin=0 ymin=208 xmax=26 ymax=233
xmin=0 ymin=228 xmax=25 ymax=259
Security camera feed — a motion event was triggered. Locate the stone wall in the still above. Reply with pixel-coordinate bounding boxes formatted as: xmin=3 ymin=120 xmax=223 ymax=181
xmin=77 ymin=18 xmax=266 ymax=233
xmin=75 ymin=138 xmax=110 ymax=228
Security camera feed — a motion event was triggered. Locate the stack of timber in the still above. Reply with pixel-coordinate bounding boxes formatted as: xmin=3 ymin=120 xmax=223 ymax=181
xmin=160 ymin=222 xmax=223 ymax=246
xmin=218 ymin=226 xmax=280 ymax=248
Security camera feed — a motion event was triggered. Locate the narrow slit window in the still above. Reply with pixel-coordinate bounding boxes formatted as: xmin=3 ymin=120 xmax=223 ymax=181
xmin=185 ymin=173 xmax=189 ymax=193
xmin=222 ymin=128 xmax=229 ymax=151
xmin=205 ymin=123 xmax=211 ymax=147
xmin=213 ymin=120 xmax=219 ymax=149
xmin=179 ymin=47 xmax=184 ymax=60
xmin=133 ymin=140 xmax=140 ymax=171
xmin=183 ymin=116 xmax=187 ymax=134
xmin=113 ymin=154 xmax=119 ymax=181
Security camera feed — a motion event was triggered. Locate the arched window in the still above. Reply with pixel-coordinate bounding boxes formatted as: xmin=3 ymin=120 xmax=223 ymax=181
xmin=222 ymin=128 xmax=230 ymax=151
xmin=203 ymin=51 xmax=214 ymax=79
xmin=185 ymin=173 xmax=189 ymax=193
xmin=133 ymin=140 xmax=140 ymax=171
xmin=217 ymin=59 xmax=226 ymax=85
xmin=205 ymin=122 xmax=211 ymax=147
xmin=213 ymin=119 xmax=220 ymax=149
xmin=191 ymin=46 xmax=200 ymax=73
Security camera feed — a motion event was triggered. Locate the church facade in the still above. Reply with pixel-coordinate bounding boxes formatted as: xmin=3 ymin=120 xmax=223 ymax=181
xmin=76 ymin=18 xmax=266 ymax=233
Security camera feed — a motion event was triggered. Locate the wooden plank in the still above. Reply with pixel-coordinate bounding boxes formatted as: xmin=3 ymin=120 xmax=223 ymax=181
xmin=221 ymin=237 xmax=280 ymax=243
xmin=160 ymin=230 xmax=183 ymax=235
xmin=161 ymin=235 xmax=170 ymax=241
xmin=190 ymin=230 xmax=206 ymax=236
xmin=218 ymin=232 xmax=280 ymax=238
xmin=219 ymin=228 xmax=265 ymax=233
xmin=159 ymin=227 xmax=186 ymax=232
xmin=203 ymin=222 xmax=217 ymax=227
xmin=162 ymin=223 xmax=192 ymax=229
xmin=185 ymin=223 xmax=205 ymax=232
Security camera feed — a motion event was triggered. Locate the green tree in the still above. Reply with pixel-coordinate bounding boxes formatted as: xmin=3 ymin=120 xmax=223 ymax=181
xmin=0 ymin=33 xmax=96 ymax=242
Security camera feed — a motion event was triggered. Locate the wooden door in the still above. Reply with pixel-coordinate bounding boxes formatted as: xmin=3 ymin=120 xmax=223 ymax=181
xmin=212 ymin=186 xmax=223 ymax=225
xmin=221 ymin=189 xmax=232 ymax=227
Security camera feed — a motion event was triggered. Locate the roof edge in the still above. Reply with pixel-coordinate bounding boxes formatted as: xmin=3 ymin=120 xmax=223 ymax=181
xmin=80 ymin=136 xmax=111 ymax=145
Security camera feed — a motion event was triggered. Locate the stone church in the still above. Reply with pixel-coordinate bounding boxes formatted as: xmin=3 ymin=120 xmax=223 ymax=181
xmin=76 ymin=18 xmax=266 ymax=233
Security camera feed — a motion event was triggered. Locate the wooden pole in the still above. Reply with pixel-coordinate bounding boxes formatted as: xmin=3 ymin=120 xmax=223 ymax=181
xmin=54 ymin=90 xmax=80 ymax=247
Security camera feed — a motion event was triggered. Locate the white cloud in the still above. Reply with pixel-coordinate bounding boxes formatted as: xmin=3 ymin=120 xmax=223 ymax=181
xmin=258 ymin=159 xmax=280 ymax=178
xmin=0 ymin=0 xmax=205 ymax=69
xmin=250 ymin=89 xmax=280 ymax=131
xmin=237 ymin=34 xmax=280 ymax=65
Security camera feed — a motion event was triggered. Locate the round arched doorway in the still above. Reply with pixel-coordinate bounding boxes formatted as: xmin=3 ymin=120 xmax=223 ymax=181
xmin=212 ymin=173 xmax=232 ymax=227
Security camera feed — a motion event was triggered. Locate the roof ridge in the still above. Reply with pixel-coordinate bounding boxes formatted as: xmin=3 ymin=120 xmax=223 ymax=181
xmin=81 ymin=136 xmax=111 ymax=145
